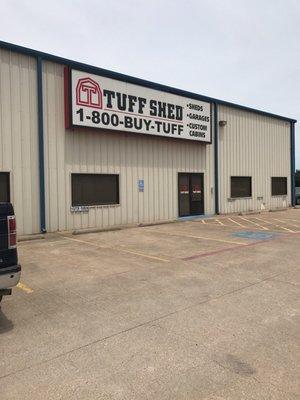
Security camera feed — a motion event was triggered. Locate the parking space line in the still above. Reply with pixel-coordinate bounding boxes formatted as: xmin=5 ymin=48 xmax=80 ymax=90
xmin=269 ymin=224 xmax=295 ymax=233
xmin=252 ymin=217 xmax=295 ymax=233
xmin=252 ymin=217 xmax=274 ymax=226
xmin=17 ymin=282 xmax=34 ymax=293
xmin=199 ymin=216 xmax=268 ymax=230
xmin=271 ymin=217 xmax=300 ymax=223
xmin=144 ymin=229 xmax=246 ymax=245
xmin=61 ymin=235 xmax=169 ymax=262
xmin=119 ymin=249 xmax=169 ymax=262
xmin=201 ymin=219 xmax=206 ymax=224
xmin=181 ymin=234 xmax=246 ymax=245
xmin=228 ymin=218 xmax=246 ymax=228
xmin=271 ymin=218 xmax=300 ymax=229
xmin=61 ymin=235 xmax=109 ymax=249
xmin=183 ymin=229 xmax=300 ymax=261
xmin=238 ymin=216 xmax=269 ymax=230
xmin=215 ymin=219 xmax=225 ymax=226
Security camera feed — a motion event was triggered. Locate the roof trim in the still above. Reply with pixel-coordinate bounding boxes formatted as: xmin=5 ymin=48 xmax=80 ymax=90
xmin=0 ymin=40 xmax=297 ymax=124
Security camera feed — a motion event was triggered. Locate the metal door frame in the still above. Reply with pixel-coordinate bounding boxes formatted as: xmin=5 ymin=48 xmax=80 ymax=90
xmin=178 ymin=172 xmax=205 ymax=217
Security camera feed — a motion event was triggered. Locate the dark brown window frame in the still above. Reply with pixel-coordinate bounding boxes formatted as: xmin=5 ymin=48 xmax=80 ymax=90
xmin=71 ymin=173 xmax=120 ymax=207
xmin=230 ymin=176 xmax=252 ymax=199
xmin=0 ymin=172 xmax=10 ymax=202
xmin=271 ymin=177 xmax=287 ymax=196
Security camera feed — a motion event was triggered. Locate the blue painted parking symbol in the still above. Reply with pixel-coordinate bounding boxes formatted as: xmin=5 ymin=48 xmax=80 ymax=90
xmin=232 ymin=231 xmax=275 ymax=240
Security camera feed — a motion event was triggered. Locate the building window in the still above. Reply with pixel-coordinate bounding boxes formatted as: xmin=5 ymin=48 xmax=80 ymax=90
xmin=71 ymin=174 xmax=119 ymax=206
xmin=231 ymin=176 xmax=252 ymax=198
xmin=0 ymin=172 xmax=10 ymax=202
xmin=271 ymin=177 xmax=287 ymax=196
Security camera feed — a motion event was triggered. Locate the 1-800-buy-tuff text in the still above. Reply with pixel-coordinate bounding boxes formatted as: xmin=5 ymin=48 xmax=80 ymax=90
xmin=76 ymin=108 xmax=184 ymax=135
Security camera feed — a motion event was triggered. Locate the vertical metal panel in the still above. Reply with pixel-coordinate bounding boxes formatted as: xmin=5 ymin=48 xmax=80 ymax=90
xmin=218 ymin=105 xmax=291 ymax=213
xmin=42 ymin=61 xmax=215 ymax=232
xmin=0 ymin=49 xmax=40 ymax=234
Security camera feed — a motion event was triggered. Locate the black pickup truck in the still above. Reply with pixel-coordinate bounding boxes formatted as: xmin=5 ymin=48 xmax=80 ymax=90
xmin=0 ymin=203 xmax=21 ymax=303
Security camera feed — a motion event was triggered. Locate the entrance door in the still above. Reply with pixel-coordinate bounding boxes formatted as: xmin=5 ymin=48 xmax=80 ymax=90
xmin=178 ymin=173 xmax=204 ymax=217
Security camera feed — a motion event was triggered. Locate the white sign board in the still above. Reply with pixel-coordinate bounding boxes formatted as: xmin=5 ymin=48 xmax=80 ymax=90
xmin=70 ymin=69 xmax=211 ymax=143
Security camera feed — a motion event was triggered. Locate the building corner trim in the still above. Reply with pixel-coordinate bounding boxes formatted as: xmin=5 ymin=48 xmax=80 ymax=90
xmin=291 ymin=122 xmax=296 ymax=207
xmin=214 ymin=103 xmax=219 ymax=214
xmin=37 ymin=56 xmax=46 ymax=233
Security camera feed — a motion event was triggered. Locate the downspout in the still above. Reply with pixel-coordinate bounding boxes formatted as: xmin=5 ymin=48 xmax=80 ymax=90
xmin=214 ymin=102 xmax=219 ymax=214
xmin=290 ymin=122 xmax=296 ymax=207
xmin=37 ymin=56 xmax=46 ymax=232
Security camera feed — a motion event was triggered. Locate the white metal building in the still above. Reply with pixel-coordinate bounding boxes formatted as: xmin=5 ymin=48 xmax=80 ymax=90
xmin=0 ymin=41 xmax=297 ymax=236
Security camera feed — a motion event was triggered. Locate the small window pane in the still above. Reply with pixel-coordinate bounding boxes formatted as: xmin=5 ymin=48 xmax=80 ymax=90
xmin=72 ymin=174 xmax=119 ymax=206
xmin=271 ymin=177 xmax=287 ymax=196
xmin=0 ymin=172 xmax=10 ymax=202
xmin=231 ymin=177 xmax=252 ymax=198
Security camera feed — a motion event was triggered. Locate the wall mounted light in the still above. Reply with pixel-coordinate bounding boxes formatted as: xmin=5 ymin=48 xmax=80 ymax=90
xmin=219 ymin=120 xmax=227 ymax=127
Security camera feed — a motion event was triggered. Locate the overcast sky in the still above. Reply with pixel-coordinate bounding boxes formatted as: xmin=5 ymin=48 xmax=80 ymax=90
xmin=1 ymin=0 xmax=299 ymax=167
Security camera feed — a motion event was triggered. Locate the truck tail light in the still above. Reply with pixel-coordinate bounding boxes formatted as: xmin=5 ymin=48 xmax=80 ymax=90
xmin=7 ymin=215 xmax=17 ymax=249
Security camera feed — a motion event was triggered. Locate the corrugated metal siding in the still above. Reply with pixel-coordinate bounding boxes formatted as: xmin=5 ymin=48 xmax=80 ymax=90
xmin=0 ymin=48 xmax=294 ymax=235
xmin=0 ymin=51 xmax=293 ymax=234
xmin=218 ymin=105 xmax=291 ymax=213
xmin=0 ymin=49 xmax=40 ymax=235
xmin=43 ymin=61 xmax=215 ymax=232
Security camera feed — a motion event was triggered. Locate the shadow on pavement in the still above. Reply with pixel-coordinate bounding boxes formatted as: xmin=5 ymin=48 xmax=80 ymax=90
xmin=0 ymin=308 xmax=14 ymax=334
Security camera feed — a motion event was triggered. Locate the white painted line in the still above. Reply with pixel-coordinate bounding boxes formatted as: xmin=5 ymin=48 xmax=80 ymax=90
xmin=271 ymin=217 xmax=300 ymax=223
xmin=238 ymin=216 xmax=269 ymax=230
xmin=201 ymin=219 xmax=206 ymax=224
xmin=252 ymin=217 xmax=295 ymax=233
xmin=177 ymin=233 xmax=246 ymax=245
xmin=270 ymin=224 xmax=295 ymax=233
xmin=215 ymin=219 xmax=225 ymax=226
xmin=120 ymin=248 xmax=169 ymax=262
xmin=271 ymin=218 xmax=300 ymax=228
xmin=144 ymin=229 xmax=246 ymax=245
xmin=62 ymin=235 xmax=109 ymax=249
xmin=61 ymin=235 xmax=169 ymax=262
xmin=228 ymin=218 xmax=246 ymax=228
xmin=252 ymin=217 xmax=274 ymax=226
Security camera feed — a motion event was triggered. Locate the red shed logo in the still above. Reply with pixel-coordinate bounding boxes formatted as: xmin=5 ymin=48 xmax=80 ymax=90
xmin=76 ymin=77 xmax=102 ymax=109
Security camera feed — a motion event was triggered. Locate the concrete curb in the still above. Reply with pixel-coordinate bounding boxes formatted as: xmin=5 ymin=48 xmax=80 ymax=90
xmin=72 ymin=219 xmax=176 ymax=235
xmin=18 ymin=234 xmax=45 ymax=242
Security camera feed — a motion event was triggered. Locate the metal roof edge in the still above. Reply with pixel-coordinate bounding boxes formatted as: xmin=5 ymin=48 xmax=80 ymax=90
xmin=0 ymin=40 xmax=297 ymax=124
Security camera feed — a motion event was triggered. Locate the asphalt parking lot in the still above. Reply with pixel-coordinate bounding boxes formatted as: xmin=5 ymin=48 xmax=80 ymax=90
xmin=0 ymin=209 xmax=299 ymax=399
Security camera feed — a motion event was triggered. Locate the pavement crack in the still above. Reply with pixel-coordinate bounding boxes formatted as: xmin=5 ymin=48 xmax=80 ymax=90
xmin=0 ymin=270 xmax=288 ymax=381
xmin=269 ymin=278 xmax=299 ymax=287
